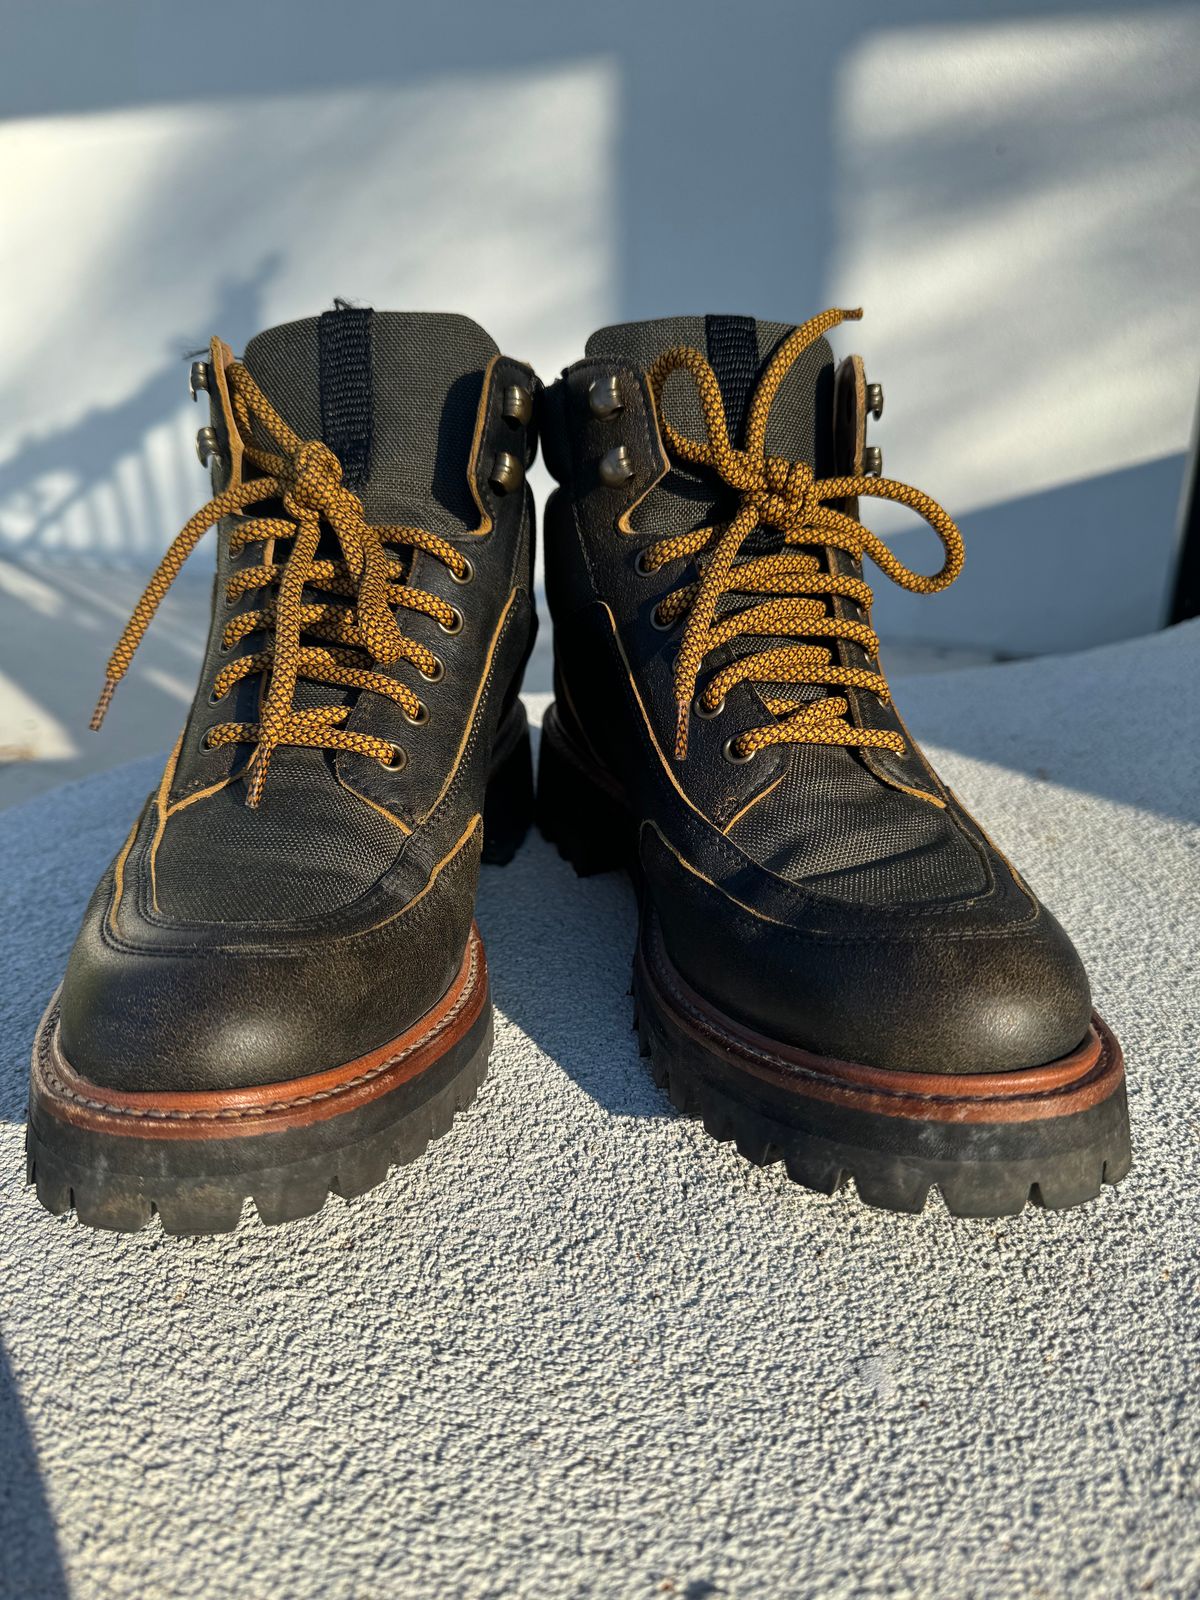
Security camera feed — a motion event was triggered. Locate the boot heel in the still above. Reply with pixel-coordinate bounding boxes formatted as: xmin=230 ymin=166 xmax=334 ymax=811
xmin=481 ymin=712 xmax=534 ymax=866
xmin=537 ymin=706 xmax=634 ymax=876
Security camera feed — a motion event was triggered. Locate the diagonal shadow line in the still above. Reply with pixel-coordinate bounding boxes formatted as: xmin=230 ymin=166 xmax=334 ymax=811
xmin=0 ymin=257 xmax=281 ymax=569
xmin=0 ymin=1340 xmax=70 ymax=1600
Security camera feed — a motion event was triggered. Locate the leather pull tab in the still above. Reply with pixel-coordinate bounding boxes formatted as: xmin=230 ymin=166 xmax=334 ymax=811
xmin=208 ymin=336 xmax=243 ymax=489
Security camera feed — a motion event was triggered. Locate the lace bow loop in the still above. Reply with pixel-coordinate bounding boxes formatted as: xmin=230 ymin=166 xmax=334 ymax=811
xmin=642 ymin=307 xmax=964 ymax=761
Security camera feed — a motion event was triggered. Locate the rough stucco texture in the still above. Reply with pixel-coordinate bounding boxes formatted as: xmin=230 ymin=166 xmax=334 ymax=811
xmin=1 ymin=621 xmax=1197 ymax=1600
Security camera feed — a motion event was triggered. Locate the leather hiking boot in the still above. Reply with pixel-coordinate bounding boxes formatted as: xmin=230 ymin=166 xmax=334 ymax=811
xmin=538 ymin=307 xmax=1130 ymax=1218
xmin=28 ymin=306 xmax=538 ymax=1234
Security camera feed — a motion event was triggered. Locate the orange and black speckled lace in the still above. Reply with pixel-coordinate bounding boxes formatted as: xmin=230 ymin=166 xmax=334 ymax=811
xmin=643 ymin=308 xmax=964 ymax=762
xmin=91 ymin=360 xmax=469 ymax=805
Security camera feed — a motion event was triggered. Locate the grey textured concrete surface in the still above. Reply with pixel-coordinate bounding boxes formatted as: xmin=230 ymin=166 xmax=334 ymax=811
xmin=0 ymin=623 xmax=1197 ymax=1600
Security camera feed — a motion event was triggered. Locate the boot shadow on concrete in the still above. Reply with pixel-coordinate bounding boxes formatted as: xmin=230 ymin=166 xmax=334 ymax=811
xmin=475 ymin=722 xmax=669 ymax=1121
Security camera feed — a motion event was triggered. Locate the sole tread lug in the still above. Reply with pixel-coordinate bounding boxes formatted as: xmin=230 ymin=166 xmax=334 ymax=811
xmin=31 ymin=1163 xmax=73 ymax=1218
xmin=72 ymin=1186 xmax=155 ymax=1232
xmin=630 ymin=975 xmax=1130 ymax=1220
xmin=936 ymin=1173 xmax=1031 ymax=1219
xmin=783 ymin=1150 xmax=844 ymax=1197
xmin=155 ymin=1187 xmax=247 ymax=1236
xmin=852 ymin=1167 xmax=931 ymax=1215
xmin=253 ymin=1179 xmax=333 ymax=1228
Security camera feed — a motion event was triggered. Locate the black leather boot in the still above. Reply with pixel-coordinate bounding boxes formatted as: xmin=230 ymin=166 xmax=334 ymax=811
xmin=538 ymin=308 xmax=1129 ymax=1217
xmin=28 ymin=306 xmax=538 ymax=1233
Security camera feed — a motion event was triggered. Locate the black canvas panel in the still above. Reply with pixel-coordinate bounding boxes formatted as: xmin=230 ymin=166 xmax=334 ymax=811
xmin=244 ymin=311 xmax=498 ymax=534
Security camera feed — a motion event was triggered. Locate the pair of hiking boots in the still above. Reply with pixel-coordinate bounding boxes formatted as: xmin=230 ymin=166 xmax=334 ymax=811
xmin=26 ymin=305 xmax=1130 ymax=1234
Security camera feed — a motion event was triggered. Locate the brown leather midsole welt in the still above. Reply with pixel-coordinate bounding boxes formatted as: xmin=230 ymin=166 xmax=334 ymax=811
xmin=639 ymin=920 xmax=1124 ymax=1124
xmin=30 ymin=926 xmax=488 ymax=1141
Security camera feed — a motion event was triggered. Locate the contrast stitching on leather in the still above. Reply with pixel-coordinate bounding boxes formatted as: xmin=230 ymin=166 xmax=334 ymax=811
xmin=165 ymin=771 xmax=240 ymax=820
xmin=419 ymin=588 xmax=519 ymax=824
xmin=462 ymin=353 xmax=502 ymax=538
xmin=332 ymin=779 xmax=413 ymax=835
xmin=98 ymin=811 xmax=483 ymax=959
xmin=612 ymin=366 xmax=668 ymax=536
xmin=106 ymin=818 xmax=142 ymax=933
xmin=606 ymin=619 xmax=1010 ymax=926
xmin=640 ymin=308 xmax=964 ymax=763
xmin=643 ymin=820 xmax=1039 ymax=940
xmin=722 ymin=773 xmax=785 ymax=834
xmin=148 ymin=734 xmax=183 ymax=914
xmin=643 ymin=821 xmax=794 ymax=929
xmin=367 ymin=814 xmax=483 ymax=932
xmin=944 ymin=787 xmax=1038 ymax=912
xmin=37 ymin=938 xmax=483 ymax=1124
xmin=644 ymin=922 xmax=1111 ymax=1108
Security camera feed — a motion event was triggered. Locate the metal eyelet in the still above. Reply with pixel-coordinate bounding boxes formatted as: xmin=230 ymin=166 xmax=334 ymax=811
xmin=650 ymin=606 xmax=674 ymax=632
xmin=502 ymin=384 xmax=533 ymax=426
xmin=489 ymin=451 xmax=525 ymax=494
xmin=403 ymin=701 xmax=430 ymax=727
xmin=439 ymin=606 xmax=465 ymax=636
xmin=634 ymin=549 xmax=656 ymax=576
xmin=450 ymin=556 xmax=475 ymax=585
xmin=599 ymin=445 xmax=634 ymax=487
xmin=378 ymin=743 xmax=408 ymax=772
xmin=694 ymin=696 xmax=725 ymax=719
xmin=207 ymin=687 xmax=225 ymax=706
xmin=421 ymin=656 xmax=445 ymax=683
xmin=722 ymin=737 xmax=757 ymax=764
xmin=588 ymin=374 xmax=623 ymax=419
xmin=195 ymin=426 xmax=222 ymax=467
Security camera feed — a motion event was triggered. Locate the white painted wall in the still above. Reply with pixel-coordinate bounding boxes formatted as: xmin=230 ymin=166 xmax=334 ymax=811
xmin=0 ymin=0 xmax=1196 ymax=656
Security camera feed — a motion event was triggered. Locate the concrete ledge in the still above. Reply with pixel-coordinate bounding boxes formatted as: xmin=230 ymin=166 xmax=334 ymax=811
xmin=0 ymin=623 xmax=1197 ymax=1600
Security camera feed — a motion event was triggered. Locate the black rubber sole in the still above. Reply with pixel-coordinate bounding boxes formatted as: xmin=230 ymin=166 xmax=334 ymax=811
xmin=27 ymin=1003 xmax=492 ymax=1235
xmin=538 ymin=710 xmax=1133 ymax=1219
xmin=26 ymin=714 xmax=534 ymax=1237
xmin=633 ymin=944 xmax=1130 ymax=1217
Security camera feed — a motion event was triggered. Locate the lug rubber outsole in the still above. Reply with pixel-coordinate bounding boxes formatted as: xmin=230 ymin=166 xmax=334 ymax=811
xmin=27 ymin=1019 xmax=491 ymax=1235
xmin=538 ymin=709 xmax=1133 ymax=1219
xmin=27 ymin=937 xmax=494 ymax=1236
xmin=25 ymin=714 xmax=534 ymax=1237
xmin=632 ymin=924 xmax=1130 ymax=1218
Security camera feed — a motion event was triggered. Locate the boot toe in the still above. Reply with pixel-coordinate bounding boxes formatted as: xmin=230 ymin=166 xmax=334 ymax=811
xmin=645 ymin=833 xmax=1093 ymax=1075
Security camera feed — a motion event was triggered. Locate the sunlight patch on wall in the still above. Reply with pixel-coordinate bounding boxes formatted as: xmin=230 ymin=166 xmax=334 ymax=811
xmin=0 ymin=62 xmax=617 ymax=565
xmin=828 ymin=9 xmax=1199 ymax=524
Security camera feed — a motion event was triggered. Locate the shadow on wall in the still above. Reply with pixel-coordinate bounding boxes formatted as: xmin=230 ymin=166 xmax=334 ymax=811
xmin=0 ymin=0 xmax=1194 ymax=653
xmin=0 ymin=258 xmax=279 ymax=567
xmin=872 ymin=452 xmax=1186 ymax=657
xmin=0 ymin=1341 xmax=69 ymax=1600
xmin=0 ymin=55 xmax=620 ymax=569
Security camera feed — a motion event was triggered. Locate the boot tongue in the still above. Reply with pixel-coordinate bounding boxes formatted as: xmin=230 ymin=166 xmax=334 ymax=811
xmin=587 ymin=315 xmax=840 ymax=709
xmin=585 ymin=313 xmax=834 ymax=471
xmin=241 ymin=307 xmax=498 ymax=535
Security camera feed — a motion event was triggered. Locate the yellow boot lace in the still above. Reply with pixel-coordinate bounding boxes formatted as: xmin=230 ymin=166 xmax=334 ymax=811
xmin=643 ymin=307 xmax=965 ymax=762
xmin=92 ymin=360 xmax=471 ymax=806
